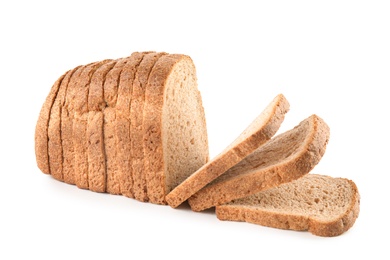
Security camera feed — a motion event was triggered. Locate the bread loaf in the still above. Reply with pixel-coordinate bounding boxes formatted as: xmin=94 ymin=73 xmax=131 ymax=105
xmin=216 ymin=174 xmax=360 ymax=237
xmin=35 ymin=51 xmax=209 ymax=205
xmin=35 ymin=51 xmax=359 ymax=236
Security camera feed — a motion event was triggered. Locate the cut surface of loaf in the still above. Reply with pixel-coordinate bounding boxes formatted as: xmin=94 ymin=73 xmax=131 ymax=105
xmin=165 ymin=94 xmax=290 ymax=208
xmin=216 ymin=174 xmax=360 ymax=237
xmin=143 ymin=54 xmax=209 ymax=204
xmin=188 ymin=114 xmax=330 ymax=211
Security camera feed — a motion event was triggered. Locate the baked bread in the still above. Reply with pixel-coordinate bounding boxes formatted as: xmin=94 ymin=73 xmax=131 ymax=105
xmin=165 ymin=94 xmax=290 ymax=208
xmin=143 ymin=54 xmax=209 ymax=204
xmin=35 ymin=71 xmax=67 ymax=175
xmin=188 ymin=114 xmax=330 ymax=211
xmin=103 ymin=57 xmax=130 ymax=194
xmin=48 ymin=67 xmax=80 ymax=181
xmin=35 ymin=52 xmax=209 ymax=205
xmin=131 ymin=52 xmax=166 ymax=202
xmin=74 ymin=60 xmax=111 ymax=189
xmin=87 ymin=59 xmax=117 ymax=192
xmin=215 ymin=174 xmax=360 ymax=237
xmin=61 ymin=64 xmax=89 ymax=185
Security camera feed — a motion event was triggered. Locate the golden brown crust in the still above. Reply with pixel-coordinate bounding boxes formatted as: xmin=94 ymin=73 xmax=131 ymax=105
xmin=131 ymin=52 xmax=166 ymax=202
xmin=73 ymin=60 xmax=110 ymax=187
xmin=48 ymin=67 xmax=80 ymax=181
xmin=35 ymin=71 xmax=67 ymax=174
xmin=115 ymin=52 xmax=148 ymax=196
xmin=166 ymin=94 xmax=290 ymax=208
xmin=61 ymin=65 xmax=87 ymax=185
xmin=87 ymin=60 xmax=117 ymax=192
xmin=102 ymin=57 xmax=129 ymax=195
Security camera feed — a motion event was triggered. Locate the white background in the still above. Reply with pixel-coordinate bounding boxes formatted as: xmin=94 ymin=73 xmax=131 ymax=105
xmin=1 ymin=0 xmax=388 ymax=259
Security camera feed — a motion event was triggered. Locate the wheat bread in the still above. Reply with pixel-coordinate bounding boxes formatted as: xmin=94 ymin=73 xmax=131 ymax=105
xmin=35 ymin=71 xmax=67 ymax=174
xmin=48 ymin=67 xmax=80 ymax=181
xmin=166 ymin=94 xmax=289 ymax=208
xmin=73 ymin=60 xmax=111 ymax=188
xmin=188 ymin=114 xmax=330 ymax=211
xmin=115 ymin=52 xmax=148 ymax=196
xmin=130 ymin=52 xmax=166 ymax=202
xmin=216 ymin=174 xmax=360 ymax=237
xmin=103 ymin=57 xmax=129 ymax=195
xmin=61 ymin=64 xmax=88 ymax=185
xmin=143 ymin=54 xmax=209 ymax=205
xmin=87 ymin=60 xmax=117 ymax=192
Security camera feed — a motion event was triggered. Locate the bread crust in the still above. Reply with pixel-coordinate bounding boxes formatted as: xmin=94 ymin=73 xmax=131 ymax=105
xmin=115 ymin=52 xmax=147 ymax=196
xmin=35 ymin=71 xmax=67 ymax=174
xmin=73 ymin=60 xmax=111 ymax=188
xmin=216 ymin=175 xmax=360 ymax=237
xmin=87 ymin=60 xmax=117 ymax=192
xmin=61 ymin=64 xmax=88 ymax=184
xmin=48 ymin=66 xmax=80 ymax=181
xmin=143 ymin=54 xmax=187 ymax=204
xmin=131 ymin=52 xmax=166 ymax=202
xmin=166 ymin=94 xmax=290 ymax=208
xmin=103 ymin=57 xmax=129 ymax=195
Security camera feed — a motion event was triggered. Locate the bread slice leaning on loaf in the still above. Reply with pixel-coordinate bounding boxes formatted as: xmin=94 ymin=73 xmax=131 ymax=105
xmin=165 ymin=94 xmax=290 ymax=208
xmin=143 ymin=54 xmax=209 ymax=205
xmin=188 ymin=114 xmax=330 ymax=211
xmin=216 ymin=174 xmax=360 ymax=237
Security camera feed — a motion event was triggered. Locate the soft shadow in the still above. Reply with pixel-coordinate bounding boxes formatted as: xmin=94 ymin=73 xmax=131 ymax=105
xmin=173 ymin=200 xmax=216 ymax=215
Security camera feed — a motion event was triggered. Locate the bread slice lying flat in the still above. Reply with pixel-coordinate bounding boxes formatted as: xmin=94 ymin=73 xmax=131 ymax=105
xmin=188 ymin=114 xmax=330 ymax=211
xmin=165 ymin=94 xmax=290 ymax=208
xmin=216 ymin=174 xmax=360 ymax=237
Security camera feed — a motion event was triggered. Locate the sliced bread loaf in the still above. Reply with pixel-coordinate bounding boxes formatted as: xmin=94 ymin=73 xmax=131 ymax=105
xmin=165 ymin=94 xmax=289 ymax=208
xmin=143 ymin=54 xmax=209 ymax=205
xmin=215 ymin=174 xmax=360 ymax=237
xmin=188 ymin=114 xmax=330 ymax=211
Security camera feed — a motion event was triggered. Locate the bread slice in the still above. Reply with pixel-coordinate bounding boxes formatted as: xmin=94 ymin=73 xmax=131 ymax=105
xmin=103 ymin=57 xmax=129 ymax=195
xmin=143 ymin=54 xmax=209 ymax=205
xmin=73 ymin=60 xmax=111 ymax=187
xmin=61 ymin=64 xmax=89 ymax=185
xmin=48 ymin=66 xmax=81 ymax=181
xmin=87 ymin=60 xmax=117 ymax=192
xmin=130 ymin=52 xmax=166 ymax=202
xmin=165 ymin=94 xmax=289 ymax=208
xmin=35 ymin=71 xmax=67 ymax=174
xmin=115 ymin=52 xmax=148 ymax=197
xmin=188 ymin=114 xmax=330 ymax=211
xmin=216 ymin=174 xmax=360 ymax=237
